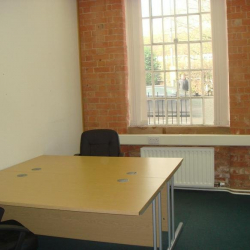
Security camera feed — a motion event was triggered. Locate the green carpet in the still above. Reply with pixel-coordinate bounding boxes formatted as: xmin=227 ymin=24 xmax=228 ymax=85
xmin=37 ymin=190 xmax=250 ymax=250
xmin=174 ymin=190 xmax=250 ymax=250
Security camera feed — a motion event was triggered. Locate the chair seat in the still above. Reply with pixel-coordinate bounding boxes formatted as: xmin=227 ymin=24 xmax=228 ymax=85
xmin=0 ymin=220 xmax=38 ymax=250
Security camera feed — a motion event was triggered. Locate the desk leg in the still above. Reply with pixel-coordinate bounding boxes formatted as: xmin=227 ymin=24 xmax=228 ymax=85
xmin=167 ymin=176 xmax=183 ymax=250
xmin=158 ymin=192 xmax=163 ymax=250
xmin=152 ymin=199 xmax=157 ymax=250
xmin=152 ymin=192 xmax=163 ymax=250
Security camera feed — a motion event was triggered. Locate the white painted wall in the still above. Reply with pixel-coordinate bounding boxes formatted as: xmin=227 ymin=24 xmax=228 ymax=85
xmin=0 ymin=0 xmax=82 ymax=170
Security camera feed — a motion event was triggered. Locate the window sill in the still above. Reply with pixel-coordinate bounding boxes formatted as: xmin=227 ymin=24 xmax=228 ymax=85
xmin=128 ymin=126 xmax=230 ymax=135
xmin=119 ymin=134 xmax=250 ymax=146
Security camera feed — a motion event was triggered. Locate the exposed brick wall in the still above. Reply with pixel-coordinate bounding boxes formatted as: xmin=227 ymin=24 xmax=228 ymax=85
xmin=78 ymin=0 xmax=128 ymax=134
xmin=78 ymin=0 xmax=250 ymax=190
xmin=227 ymin=0 xmax=250 ymax=135
xmin=215 ymin=147 xmax=231 ymax=186
xmin=229 ymin=147 xmax=250 ymax=189
xmin=226 ymin=0 xmax=250 ymax=189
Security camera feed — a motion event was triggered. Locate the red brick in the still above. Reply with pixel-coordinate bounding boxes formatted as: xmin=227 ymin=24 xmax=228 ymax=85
xmin=228 ymin=12 xmax=246 ymax=19
xmin=91 ymin=5 xmax=107 ymax=12
xmin=227 ymin=26 xmax=247 ymax=33
xmin=230 ymin=174 xmax=249 ymax=181
xmin=107 ymin=0 xmax=122 ymax=4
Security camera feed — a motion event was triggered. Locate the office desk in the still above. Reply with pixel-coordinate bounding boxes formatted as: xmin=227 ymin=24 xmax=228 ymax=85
xmin=0 ymin=155 xmax=183 ymax=249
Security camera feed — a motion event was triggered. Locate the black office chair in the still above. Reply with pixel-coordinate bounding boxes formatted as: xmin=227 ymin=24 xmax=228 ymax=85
xmin=77 ymin=129 xmax=123 ymax=157
xmin=0 ymin=207 xmax=38 ymax=250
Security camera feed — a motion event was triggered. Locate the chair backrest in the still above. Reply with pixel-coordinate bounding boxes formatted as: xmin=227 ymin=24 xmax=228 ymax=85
xmin=80 ymin=129 xmax=121 ymax=157
xmin=0 ymin=207 xmax=4 ymax=222
xmin=0 ymin=207 xmax=38 ymax=250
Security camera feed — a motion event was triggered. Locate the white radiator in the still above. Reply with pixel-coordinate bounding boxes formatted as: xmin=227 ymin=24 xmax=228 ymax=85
xmin=141 ymin=147 xmax=214 ymax=188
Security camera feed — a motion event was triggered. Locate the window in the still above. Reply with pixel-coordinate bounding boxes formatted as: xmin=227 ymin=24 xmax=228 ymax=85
xmin=143 ymin=0 xmax=214 ymax=125
xmin=125 ymin=0 xmax=229 ymax=127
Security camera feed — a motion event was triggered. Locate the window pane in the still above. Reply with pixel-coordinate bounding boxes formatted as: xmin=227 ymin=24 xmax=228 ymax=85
xmin=141 ymin=0 xmax=150 ymax=17
xmin=167 ymin=99 xmax=177 ymax=125
xmin=154 ymin=72 xmax=164 ymax=97
xmin=147 ymin=100 xmax=153 ymax=125
xmin=188 ymin=0 xmax=199 ymax=13
xmin=201 ymin=0 xmax=210 ymax=12
xmin=166 ymin=72 xmax=177 ymax=97
xmin=142 ymin=19 xmax=150 ymax=44
xmin=192 ymin=99 xmax=203 ymax=124
xmin=202 ymin=42 xmax=212 ymax=69
xmin=178 ymin=72 xmax=190 ymax=97
xmin=153 ymin=18 xmax=163 ymax=43
xmin=189 ymin=15 xmax=200 ymax=41
xmin=152 ymin=0 xmax=162 ymax=16
xmin=190 ymin=43 xmax=201 ymax=69
xmin=146 ymin=86 xmax=153 ymax=97
xmin=155 ymin=100 xmax=165 ymax=124
xmin=144 ymin=46 xmax=152 ymax=70
xmin=203 ymin=70 xmax=213 ymax=96
xmin=179 ymin=99 xmax=190 ymax=124
xmin=175 ymin=0 xmax=187 ymax=14
xmin=165 ymin=45 xmax=176 ymax=70
xmin=177 ymin=44 xmax=189 ymax=69
xmin=204 ymin=98 xmax=213 ymax=124
xmin=146 ymin=72 xmax=152 ymax=96
xmin=176 ymin=16 xmax=188 ymax=41
xmin=164 ymin=17 xmax=175 ymax=43
xmin=163 ymin=0 xmax=174 ymax=15
xmin=146 ymin=72 xmax=152 ymax=89
xmin=190 ymin=71 xmax=202 ymax=96
xmin=202 ymin=14 xmax=211 ymax=40
xmin=152 ymin=45 xmax=163 ymax=70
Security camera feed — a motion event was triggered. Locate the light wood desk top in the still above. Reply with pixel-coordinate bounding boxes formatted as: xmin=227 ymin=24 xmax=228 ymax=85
xmin=0 ymin=155 xmax=182 ymax=216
